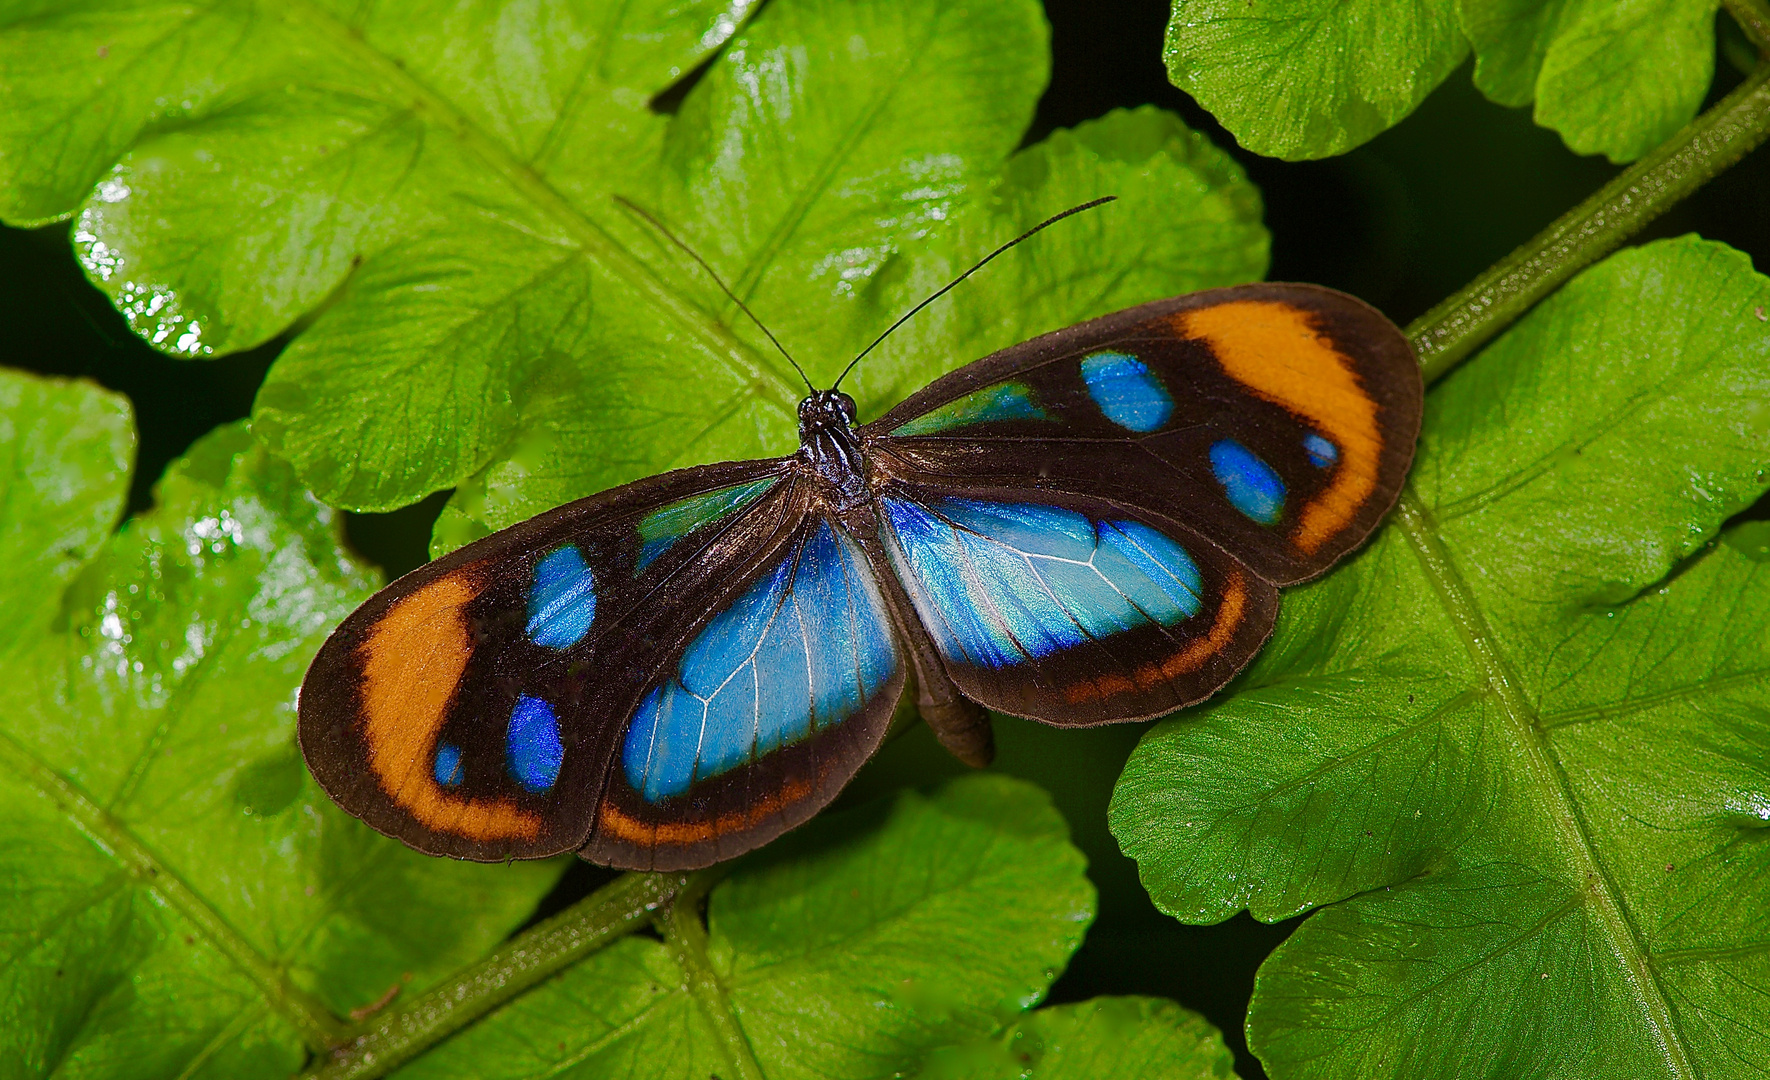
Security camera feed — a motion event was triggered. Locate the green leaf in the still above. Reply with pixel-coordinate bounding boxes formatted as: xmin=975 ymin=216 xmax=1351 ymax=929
xmin=1463 ymin=0 xmax=1720 ymax=163
xmin=434 ymin=103 xmax=1269 ymax=554
xmin=1110 ymin=236 xmax=1770 ymax=1077
xmin=388 ymin=775 xmax=1094 ymax=1080
xmin=1163 ymin=0 xmax=1726 ymax=163
xmin=0 ymin=395 xmax=563 ymax=1079
xmin=915 ymin=996 xmax=1242 ymax=1079
xmin=1162 ymin=0 xmax=1468 ymax=160
xmin=0 ymin=370 xmax=133 ymax=647
xmin=0 ymin=0 xmax=1266 ymax=524
xmin=0 ymin=0 xmax=1011 ymax=509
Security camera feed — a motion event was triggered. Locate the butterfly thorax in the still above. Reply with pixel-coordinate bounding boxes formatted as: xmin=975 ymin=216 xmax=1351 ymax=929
xmin=796 ymin=389 xmax=874 ymax=525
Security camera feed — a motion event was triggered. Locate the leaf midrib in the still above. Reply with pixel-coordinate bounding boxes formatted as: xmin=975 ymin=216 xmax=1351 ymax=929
xmin=274 ymin=0 xmax=803 ymax=416
xmin=0 ymin=723 xmax=348 ymax=1051
xmin=1396 ymin=488 xmax=1698 ymax=1078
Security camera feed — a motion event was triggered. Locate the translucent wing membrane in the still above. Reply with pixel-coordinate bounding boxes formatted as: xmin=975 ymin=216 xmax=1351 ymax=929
xmin=586 ymin=519 xmax=905 ymax=870
xmin=882 ymin=492 xmax=1278 ymax=726
xmin=885 ymin=499 xmax=1203 ymax=666
xmin=619 ymin=521 xmax=899 ymax=802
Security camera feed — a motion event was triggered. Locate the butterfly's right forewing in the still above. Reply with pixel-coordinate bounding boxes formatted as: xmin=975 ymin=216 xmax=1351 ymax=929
xmin=298 ymin=458 xmax=810 ymax=863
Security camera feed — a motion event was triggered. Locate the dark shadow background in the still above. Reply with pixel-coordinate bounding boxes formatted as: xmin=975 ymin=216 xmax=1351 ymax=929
xmin=3 ymin=4 xmax=1767 ymax=1076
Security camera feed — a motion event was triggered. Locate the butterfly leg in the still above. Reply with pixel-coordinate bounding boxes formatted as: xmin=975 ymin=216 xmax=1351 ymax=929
xmin=854 ymin=535 xmax=994 ymax=767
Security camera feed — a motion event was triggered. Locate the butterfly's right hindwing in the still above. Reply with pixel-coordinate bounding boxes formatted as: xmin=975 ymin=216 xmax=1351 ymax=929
xmin=582 ymin=515 xmax=906 ymax=871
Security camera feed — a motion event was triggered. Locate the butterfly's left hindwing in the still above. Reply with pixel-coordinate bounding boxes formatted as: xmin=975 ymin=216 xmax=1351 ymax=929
xmin=298 ymin=458 xmax=908 ymax=866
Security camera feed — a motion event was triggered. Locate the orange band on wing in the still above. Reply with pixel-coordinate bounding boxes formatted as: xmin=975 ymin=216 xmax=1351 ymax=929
xmin=1176 ymin=301 xmax=1383 ymax=555
xmin=595 ymin=777 xmax=814 ymax=846
xmin=358 ymin=573 xmax=542 ymax=842
xmin=1064 ymin=569 xmax=1247 ymax=704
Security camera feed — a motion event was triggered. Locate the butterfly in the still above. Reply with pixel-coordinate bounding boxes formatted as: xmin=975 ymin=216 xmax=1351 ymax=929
xmin=298 ymin=202 xmax=1422 ymax=872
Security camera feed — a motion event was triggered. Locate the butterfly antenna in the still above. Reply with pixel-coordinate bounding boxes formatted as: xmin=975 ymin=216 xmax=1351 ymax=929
xmin=614 ymin=194 xmax=815 ymax=394
xmin=831 ymin=196 xmax=1117 ymax=392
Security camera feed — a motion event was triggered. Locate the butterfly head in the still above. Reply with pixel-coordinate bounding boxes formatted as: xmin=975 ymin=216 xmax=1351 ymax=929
xmin=798 ymin=389 xmax=857 ymax=437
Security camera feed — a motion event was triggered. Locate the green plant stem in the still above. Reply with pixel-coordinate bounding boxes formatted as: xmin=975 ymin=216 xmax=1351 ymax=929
xmin=667 ymin=871 xmax=768 ymax=1080
xmin=307 ymin=871 xmax=683 ymax=1080
xmin=1727 ymin=0 xmax=1770 ymax=50
xmin=1408 ymin=60 xmax=1770 ymax=382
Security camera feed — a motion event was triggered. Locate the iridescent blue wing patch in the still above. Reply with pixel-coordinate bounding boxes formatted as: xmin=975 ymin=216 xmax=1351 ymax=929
xmin=584 ymin=518 xmax=906 ymax=869
xmin=635 ymin=477 xmax=777 ymax=571
xmin=889 ymin=380 xmax=1049 ymax=436
xmin=881 ymin=492 xmax=1278 ymax=726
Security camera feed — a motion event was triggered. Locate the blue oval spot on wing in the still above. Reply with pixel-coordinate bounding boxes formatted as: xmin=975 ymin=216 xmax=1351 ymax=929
xmin=1080 ymin=351 xmax=1172 ymax=432
xmin=507 ymin=695 xmax=564 ymax=792
xmin=1304 ymin=432 xmax=1339 ymax=468
xmin=434 ymin=742 xmax=463 ymax=787
xmin=527 ymin=545 xmax=595 ymax=649
xmin=1209 ymin=439 xmax=1286 ymax=525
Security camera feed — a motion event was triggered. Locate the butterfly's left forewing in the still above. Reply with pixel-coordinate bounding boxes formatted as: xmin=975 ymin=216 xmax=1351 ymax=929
xmin=299 ymin=457 xmax=903 ymax=868
xmin=867 ymin=283 xmax=1422 ymax=587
